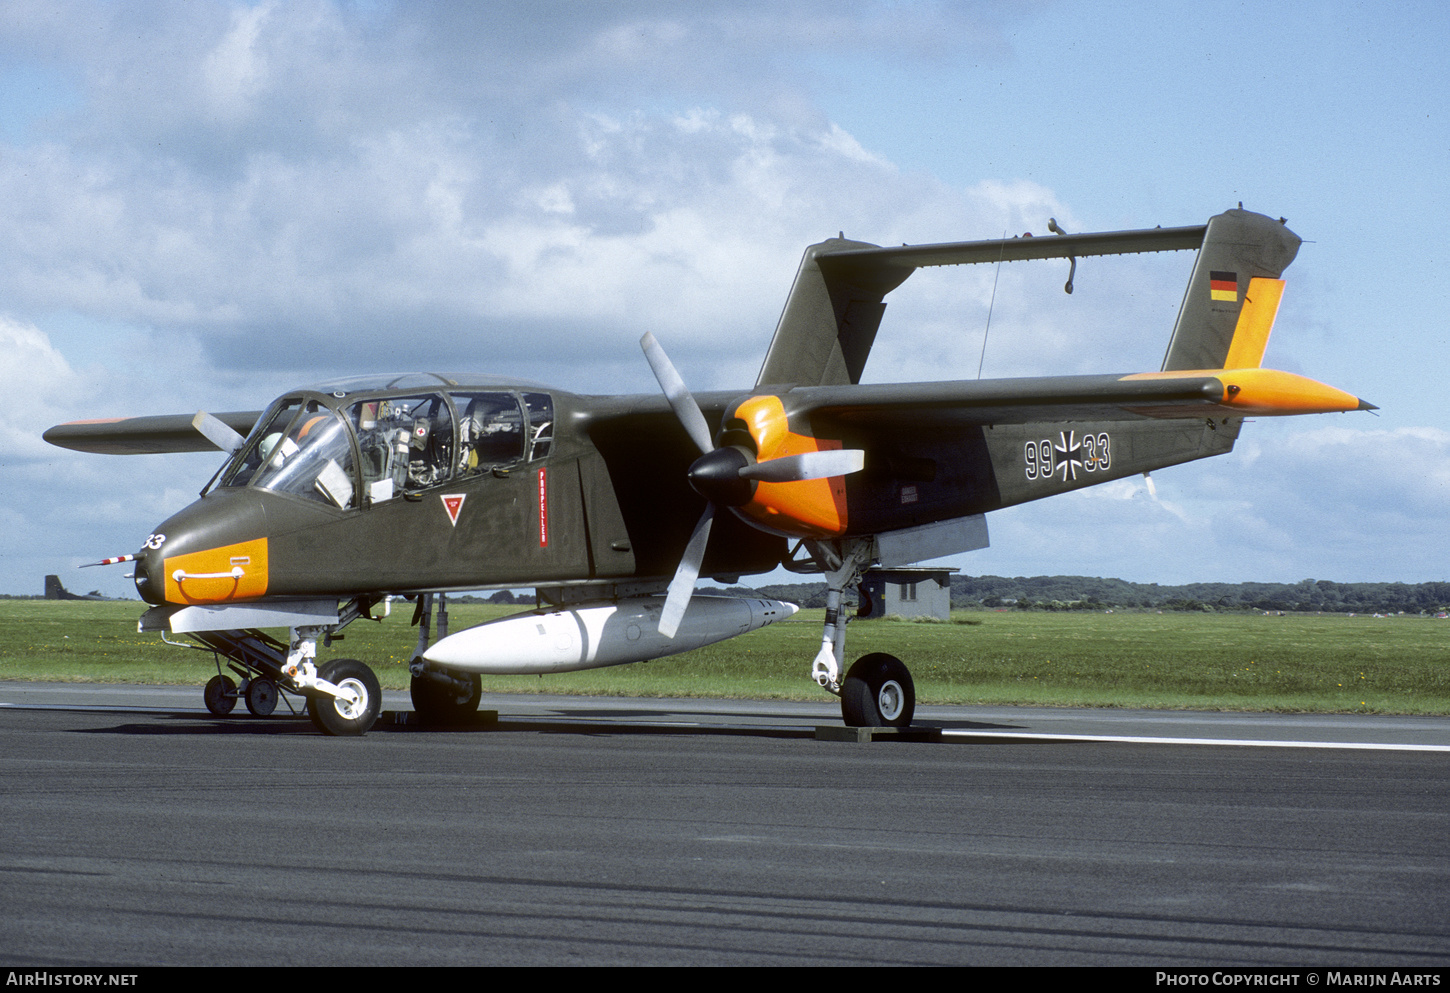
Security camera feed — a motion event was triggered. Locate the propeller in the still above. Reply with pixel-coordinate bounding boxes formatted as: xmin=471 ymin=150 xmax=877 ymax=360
xmin=192 ymin=411 xmax=247 ymax=454
xmin=639 ymin=333 xmax=866 ymax=637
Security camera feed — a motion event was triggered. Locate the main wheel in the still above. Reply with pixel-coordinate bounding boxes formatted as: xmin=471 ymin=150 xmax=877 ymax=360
xmin=410 ymin=670 xmax=482 ymax=724
xmin=308 ymin=659 xmax=381 ymax=736
xmin=841 ymin=653 xmax=915 ymax=728
xmin=203 ymin=675 xmax=238 ymax=716
xmin=244 ymin=677 xmax=278 ymax=717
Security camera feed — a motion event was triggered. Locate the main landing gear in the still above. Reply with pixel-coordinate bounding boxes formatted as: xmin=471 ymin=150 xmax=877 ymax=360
xmin=840 ymin=653 xmax=916 ymax=728
xmin=405 ymin=591 xmax=483 ymax=725
xmin=802 ymin=539 xmax=919 ymax=728
xmin=410 ymin=670 xmax=482 ymax=724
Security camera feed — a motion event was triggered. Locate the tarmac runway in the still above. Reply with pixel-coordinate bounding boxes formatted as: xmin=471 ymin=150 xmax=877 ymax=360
xmin=2 ymin=683 xmax=1448 ymax=966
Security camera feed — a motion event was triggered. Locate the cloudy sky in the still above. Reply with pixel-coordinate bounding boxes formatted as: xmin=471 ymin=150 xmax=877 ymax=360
xmin=2 ymin=0 xmax=1446 ymax=598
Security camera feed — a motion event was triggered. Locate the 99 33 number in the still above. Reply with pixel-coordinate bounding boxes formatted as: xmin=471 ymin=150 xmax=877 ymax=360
xmin=1024 ymin=432 xmax=1110 ymax=482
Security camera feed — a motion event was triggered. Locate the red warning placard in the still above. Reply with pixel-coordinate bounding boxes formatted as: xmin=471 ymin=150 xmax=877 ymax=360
xmin=441 ymin=494 xmax=465 ymax=526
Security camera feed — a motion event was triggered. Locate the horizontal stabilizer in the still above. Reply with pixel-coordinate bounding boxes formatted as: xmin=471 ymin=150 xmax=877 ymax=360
xmin=815 ymin=223 xmax=1206 ymax=273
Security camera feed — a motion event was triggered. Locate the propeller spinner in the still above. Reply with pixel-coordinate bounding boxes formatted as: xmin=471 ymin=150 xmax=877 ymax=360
xmin=639 ymin=333 xmax=865 ymax=637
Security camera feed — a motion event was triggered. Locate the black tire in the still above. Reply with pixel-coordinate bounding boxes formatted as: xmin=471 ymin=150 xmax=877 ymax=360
xmin=203 ymin=675 xmax=238 ymax=716
xmin=411 ymin=670 xmax=482 ymax=724
xmin=840 ymin=653 xmax=915 ymax=728
xmin=244 ymin=677 xmax=278 ymax=717
xmin=308 ymin=659 xmax=381 ymax=736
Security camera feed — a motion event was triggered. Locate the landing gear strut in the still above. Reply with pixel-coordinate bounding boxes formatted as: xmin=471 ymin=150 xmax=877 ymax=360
xmin=803 ymin=539 xmax=918 ymax=728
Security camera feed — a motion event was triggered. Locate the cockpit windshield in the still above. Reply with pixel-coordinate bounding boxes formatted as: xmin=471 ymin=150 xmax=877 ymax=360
xmin=217 ymin=400 xmax=358 ymax=509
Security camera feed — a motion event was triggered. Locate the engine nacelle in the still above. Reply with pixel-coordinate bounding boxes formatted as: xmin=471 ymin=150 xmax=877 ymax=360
xmin=422 ymin=595 xmax=798 ymax=674
xmin=728 ymin=394 xmax=850 ymax=539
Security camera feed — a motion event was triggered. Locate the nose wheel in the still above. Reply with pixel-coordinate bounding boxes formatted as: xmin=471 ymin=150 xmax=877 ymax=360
xmin=841 ymin=653 xmax=916 ymax=728
xmin=307 ymin=658 xmax=382 ymax=736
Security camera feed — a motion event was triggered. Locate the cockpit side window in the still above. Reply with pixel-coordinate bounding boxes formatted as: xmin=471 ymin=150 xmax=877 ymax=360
xmin=523 ymin=393 xmax=553 ymax=461
xmin=451 ymin=393 xmax=524 ymax=476
xmin=349 ymin=394 xmax=453 ymax=503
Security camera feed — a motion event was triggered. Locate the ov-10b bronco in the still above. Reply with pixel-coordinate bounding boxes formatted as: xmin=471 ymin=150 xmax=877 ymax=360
xmin=45 ymin=207 xmax=1372 ymax=735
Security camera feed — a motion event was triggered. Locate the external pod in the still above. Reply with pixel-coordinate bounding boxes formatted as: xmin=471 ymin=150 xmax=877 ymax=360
xmin=423 ymin=595 xmax=798 ymax=674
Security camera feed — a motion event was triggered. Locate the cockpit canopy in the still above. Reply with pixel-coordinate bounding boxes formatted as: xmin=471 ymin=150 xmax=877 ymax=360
xmin=213 ymin=385 xmax=553 ymax=510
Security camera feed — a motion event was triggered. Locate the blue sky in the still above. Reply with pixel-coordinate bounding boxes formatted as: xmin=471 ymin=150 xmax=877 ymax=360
xmin=1 ymin=0 xmax=1446 ymax=598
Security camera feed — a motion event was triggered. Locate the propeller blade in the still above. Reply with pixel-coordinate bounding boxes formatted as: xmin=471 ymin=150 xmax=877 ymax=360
xmin=640 ymin=332 xmax=714 ymax=456
xmin=658 ymin=504 xmax=714 ymax=638
xmin=192 ymin=410 xmax=247 ymax=454
xmin=739 ymin=449 xmax=866 ymax=483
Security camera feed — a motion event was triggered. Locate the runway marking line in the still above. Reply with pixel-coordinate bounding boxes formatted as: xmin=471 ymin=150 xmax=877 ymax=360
xmin=939 ymin=730 xmax=1450 ymax=751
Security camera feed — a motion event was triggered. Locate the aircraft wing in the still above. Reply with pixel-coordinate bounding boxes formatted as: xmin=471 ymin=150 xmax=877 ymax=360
xmin=42 ymin=411 xmax=263 ymax=455
xmin=792 ymin=368 xmax=1374 ymax=427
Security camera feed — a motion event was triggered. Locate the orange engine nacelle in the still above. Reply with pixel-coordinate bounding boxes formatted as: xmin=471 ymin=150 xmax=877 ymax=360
xmin=728 ymin=395 xmax=849 ymax=539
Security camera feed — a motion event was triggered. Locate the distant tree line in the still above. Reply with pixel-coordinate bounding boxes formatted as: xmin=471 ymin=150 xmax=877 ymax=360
xmin=704 ymin=577 xmax=1450 ymax=614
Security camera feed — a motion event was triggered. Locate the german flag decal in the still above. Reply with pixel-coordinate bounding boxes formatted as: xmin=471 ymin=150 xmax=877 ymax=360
xmin=1210 ymin=270 xmax=1238 ymax=302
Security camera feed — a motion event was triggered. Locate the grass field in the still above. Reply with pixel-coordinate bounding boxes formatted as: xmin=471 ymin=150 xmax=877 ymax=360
xmin=1 ymin=599 xmax=1447 ymax=713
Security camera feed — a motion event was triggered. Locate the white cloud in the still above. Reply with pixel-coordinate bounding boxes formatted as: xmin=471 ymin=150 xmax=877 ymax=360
xmin=202 ymin=2 xmax=274 ymax=118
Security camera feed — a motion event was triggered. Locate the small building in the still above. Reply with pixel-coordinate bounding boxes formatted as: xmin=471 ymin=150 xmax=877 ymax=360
xmin=856 ymin=567 xmax=957 ymax=620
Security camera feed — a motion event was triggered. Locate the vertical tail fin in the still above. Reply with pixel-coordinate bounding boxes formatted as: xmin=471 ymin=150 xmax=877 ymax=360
xmin=755 ymin=237 xmax=910 ymax=388
xmin=1161 ymin=208 xmax=1301 ymax=371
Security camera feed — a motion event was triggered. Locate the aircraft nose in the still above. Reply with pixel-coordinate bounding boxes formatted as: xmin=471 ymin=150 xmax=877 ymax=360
xmin=133 ymin=488 xmax=273 ymax=606
xmin=133 ymin=546 xmax=164 ymax=605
